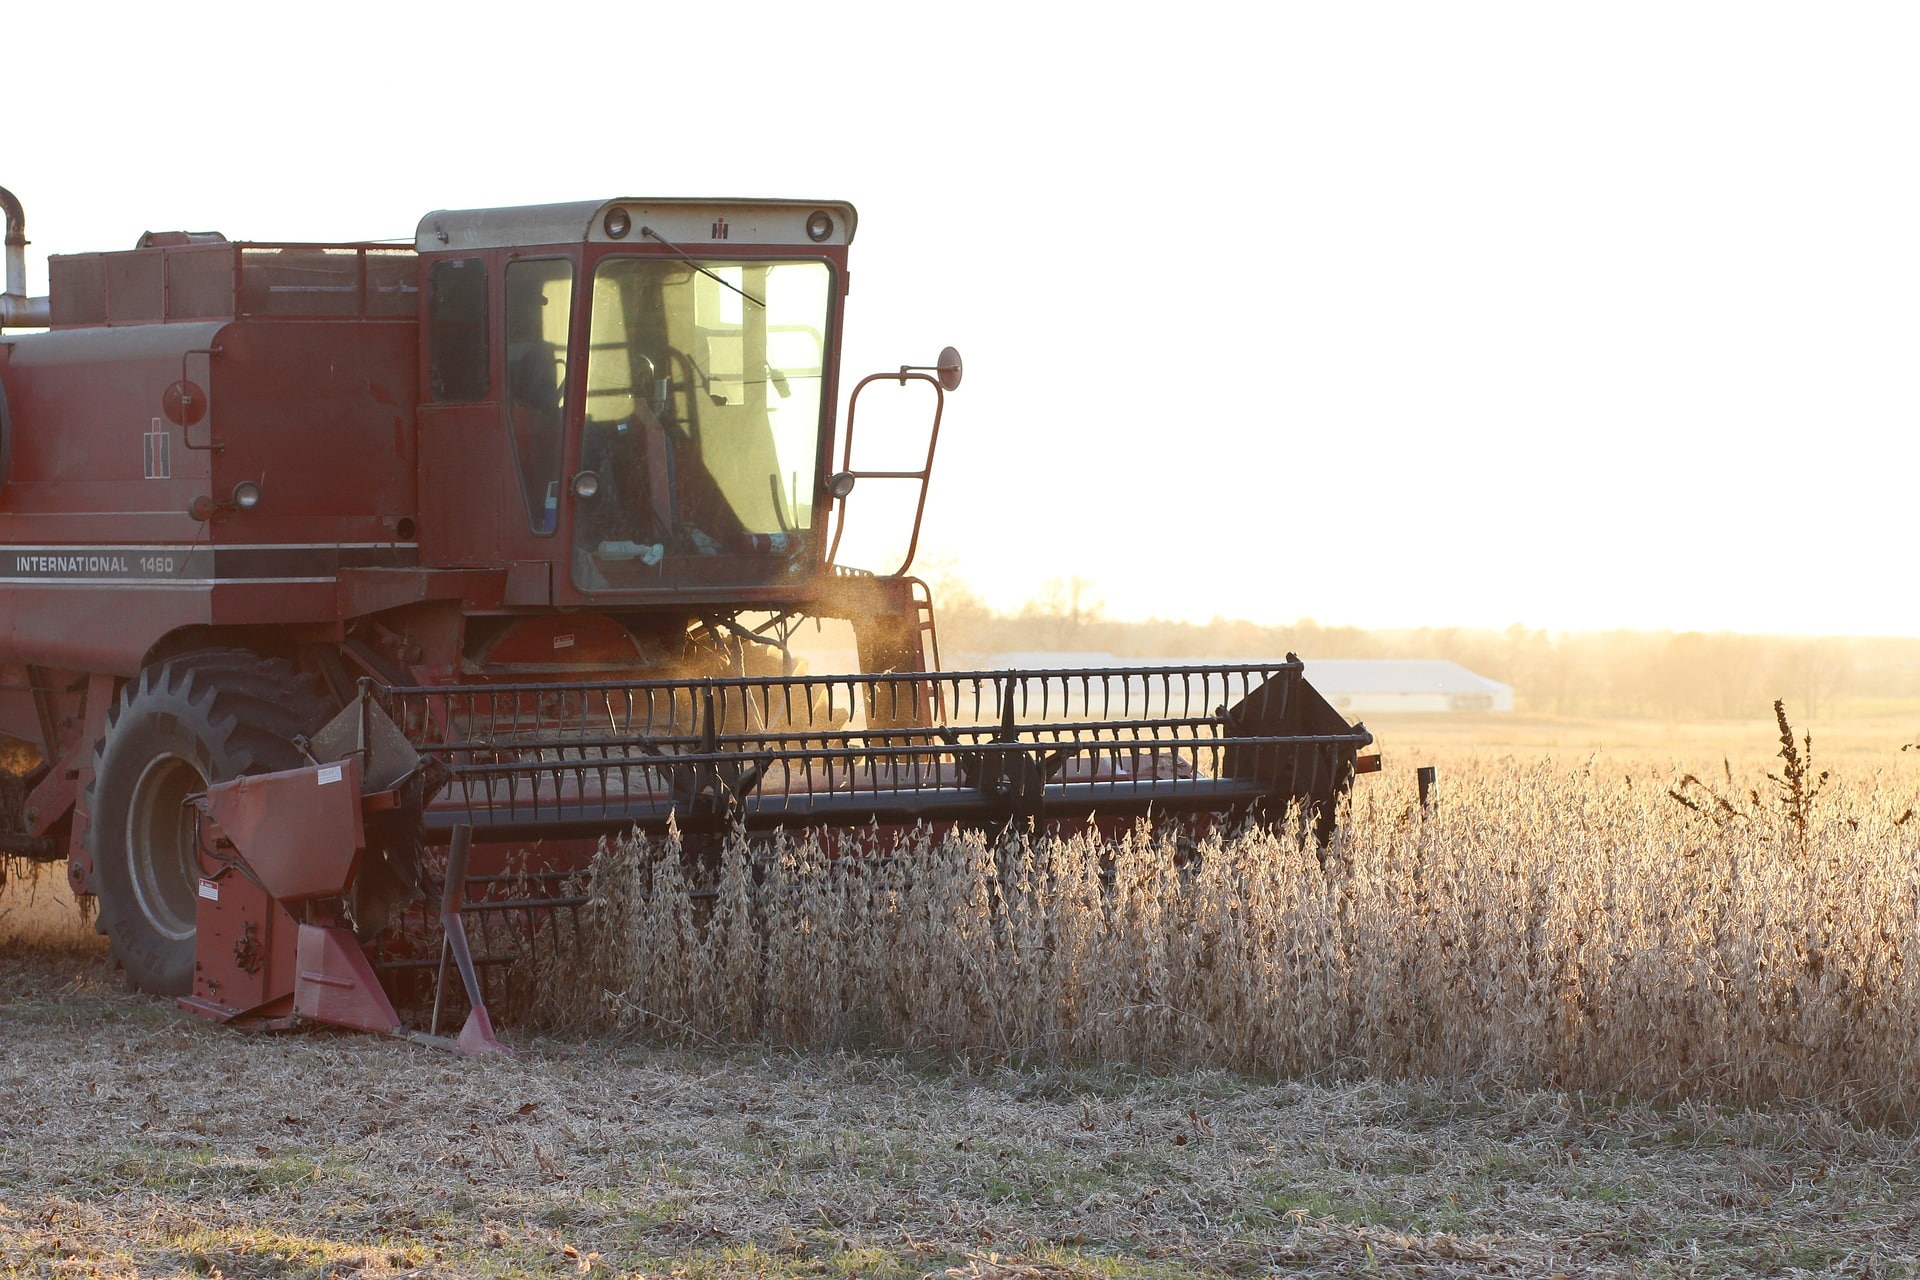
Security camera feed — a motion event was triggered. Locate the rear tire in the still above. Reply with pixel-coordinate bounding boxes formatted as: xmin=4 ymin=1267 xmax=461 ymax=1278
xmin=89 ymin=652 xmax=331 ymax=995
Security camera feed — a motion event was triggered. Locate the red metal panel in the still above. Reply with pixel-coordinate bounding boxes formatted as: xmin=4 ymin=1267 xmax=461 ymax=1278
xmin=293 ymin=924 xmax=402 ymax=1035
xmin=184 ymin=861 xmax=298 ymax=1023
xmin=416 ymin=403 xmax=508 ymax=566
xmin=208 ymin=580 xmax=338 ymax=626
xmin=58 ymin=671 xmax=117 ymax=893
xmin=48 ymin=255 xmax=107 ymax=327
xmin=0 ymin=321 xmax=222 ymax=672
xmin=0 ymin=311 xmax=421 ymax=670
xmin=0 ymin=321 xmax=219 ymax=506
xmin=200 ymin=756 xmax=365 ymax=901
xmin=105 ymin=252 xmax=163 ymax=325
xmin=335 ymin=566 xmax=508 ymax=618
xmin=502 ymin=560 xmax=548 ymax=606
xmin=0 ymin=585 xmax=207 ymax=676
xmin=207 ymin=320 xmax=417 ymax=531
xmin=0 ymin=663 xmax=41 ymax=747
xmin=164 ymin=247 xmax=234 ymax=321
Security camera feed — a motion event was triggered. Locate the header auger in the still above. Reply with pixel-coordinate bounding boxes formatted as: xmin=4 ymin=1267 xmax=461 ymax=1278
xmin=0 ymin=186 xmax=1374 ymax=1049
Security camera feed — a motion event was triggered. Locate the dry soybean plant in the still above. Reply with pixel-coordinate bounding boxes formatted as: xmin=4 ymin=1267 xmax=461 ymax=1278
xmin=1669 ymin=700 xmax=1833 ymax=849
xmin=533 ymin=747 xmax=1920 ymax=1119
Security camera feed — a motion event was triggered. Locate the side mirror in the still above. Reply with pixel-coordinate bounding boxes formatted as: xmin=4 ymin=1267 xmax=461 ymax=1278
xmin=899 ymin=347 xmax=964 ymax=392
xmin=935 ymin=346 xmax=963 ymax=392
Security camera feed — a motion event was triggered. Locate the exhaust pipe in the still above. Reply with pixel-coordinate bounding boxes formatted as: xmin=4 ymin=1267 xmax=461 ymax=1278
xmin=0 ymin=186 xmax=51 ymax=330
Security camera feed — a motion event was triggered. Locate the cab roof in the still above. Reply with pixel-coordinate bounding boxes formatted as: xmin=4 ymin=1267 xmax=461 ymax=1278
xmin=415 ymin=198 xmax=857 ymax=253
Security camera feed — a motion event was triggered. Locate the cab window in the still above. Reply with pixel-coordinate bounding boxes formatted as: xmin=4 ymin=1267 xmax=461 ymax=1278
xmin=427 ymin=258 xmax=488 ymax=402
xmin=504 ymin=259 xmax=575 ymax=533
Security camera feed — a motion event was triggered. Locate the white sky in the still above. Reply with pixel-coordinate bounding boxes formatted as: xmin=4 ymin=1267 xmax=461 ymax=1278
xmin=5 ymin=2 xmax=1914 ymax=636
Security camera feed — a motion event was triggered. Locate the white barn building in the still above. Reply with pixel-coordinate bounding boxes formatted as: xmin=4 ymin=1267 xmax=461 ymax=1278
xmin=1301 ymin=659 xmax=1513 ymax=714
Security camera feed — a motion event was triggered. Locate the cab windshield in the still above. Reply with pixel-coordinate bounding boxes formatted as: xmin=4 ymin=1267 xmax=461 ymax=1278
xmin=572 ymin=256 xmax=832 ymax=592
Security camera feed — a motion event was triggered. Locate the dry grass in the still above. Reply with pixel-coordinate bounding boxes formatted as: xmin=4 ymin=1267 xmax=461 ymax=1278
xmin=0 ymin=858 xmax=96 ymax=951
xmin=6 ymin=942 xmax=1920 ymax=1278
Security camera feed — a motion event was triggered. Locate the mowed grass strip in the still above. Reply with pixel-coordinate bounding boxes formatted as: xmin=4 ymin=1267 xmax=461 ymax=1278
xmin=5 ymin=942 xmax=1920 ymax=1278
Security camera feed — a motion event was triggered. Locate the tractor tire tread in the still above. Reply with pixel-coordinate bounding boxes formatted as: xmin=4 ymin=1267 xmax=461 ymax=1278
xmin=87 ymin=649 xmax=334 ymax=995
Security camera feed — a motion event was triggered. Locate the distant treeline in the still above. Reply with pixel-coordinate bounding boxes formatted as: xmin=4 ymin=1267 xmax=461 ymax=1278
xmin=932 ymin=576 xmax=1914 ymax=719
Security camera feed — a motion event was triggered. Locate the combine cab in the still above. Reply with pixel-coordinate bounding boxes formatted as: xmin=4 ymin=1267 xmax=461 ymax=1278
xmin=0 ymin=187 xmax=1373 ymax=1048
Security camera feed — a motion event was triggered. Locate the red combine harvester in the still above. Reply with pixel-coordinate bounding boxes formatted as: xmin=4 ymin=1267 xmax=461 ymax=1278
xmin=0 ymin=188 xmax=1374 ymax=1050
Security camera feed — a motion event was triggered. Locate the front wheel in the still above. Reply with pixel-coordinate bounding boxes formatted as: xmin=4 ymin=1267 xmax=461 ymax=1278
xmin=88 ymin=652 xmax=330 ymax=994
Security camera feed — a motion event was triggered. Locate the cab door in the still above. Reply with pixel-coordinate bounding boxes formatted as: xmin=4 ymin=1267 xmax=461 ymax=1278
xmin=416 ymin=250 xmax=579 ymax=606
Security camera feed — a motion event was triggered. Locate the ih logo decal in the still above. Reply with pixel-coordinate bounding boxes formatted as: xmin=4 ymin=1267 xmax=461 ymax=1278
xmin=144 ymin=418 xmax=172 ymax=480
xmin=711 ymin=217 xmax=730 ymax=240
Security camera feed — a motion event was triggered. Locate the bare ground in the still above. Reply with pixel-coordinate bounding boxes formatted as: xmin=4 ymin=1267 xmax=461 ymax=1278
xmin=4 ymin=915 xmax=1920 ymax=1278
